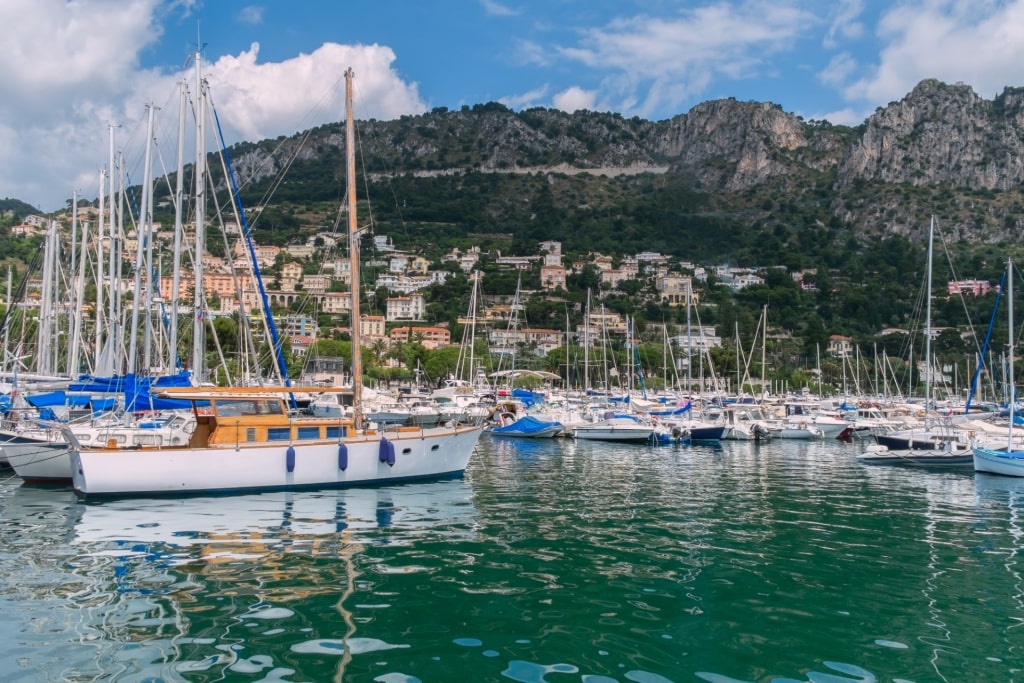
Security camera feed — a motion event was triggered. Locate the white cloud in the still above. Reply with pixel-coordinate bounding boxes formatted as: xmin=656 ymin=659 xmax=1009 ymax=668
xmin=481 ymin=0 xmax=519 ymax=17
xmin=238 ymin=5 xmax=265 ymax=25
xmin=512 ymin=38 xmax=552 ymax=67
xmin=845 ymin=0 xmax=1024 ymax=106
xmin=823 ymin=0 xmax=865 ymax=49
xmin=0 ymin=1 xmax=425 ymax=211
xmin=500 ymin=85 xmax=550 ymax=110
xmin=552 ymin=86 xmax=598 ymax=113
xmin=818 ymin=52 xmax=858 ymax=86
xmin=549 ymin=2 xmax=817 ymax=117
xmin=201 ymin=42 xmax=426 ymax=143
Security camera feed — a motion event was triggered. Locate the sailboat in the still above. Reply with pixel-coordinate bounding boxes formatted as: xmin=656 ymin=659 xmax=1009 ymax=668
xmin=64 ymin=68 xmax=484 ymax=496
xmin=483 ymin=276 xmax=563 ymax=438
xmin=860 ymin=217 xmax=974 ymax=466
xmin=973 ymin=257 xmax=1024 ymax=476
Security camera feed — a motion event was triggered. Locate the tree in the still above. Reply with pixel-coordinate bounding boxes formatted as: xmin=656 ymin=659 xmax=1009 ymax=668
xmin=422 ymin=346 xmax=463 ymax=384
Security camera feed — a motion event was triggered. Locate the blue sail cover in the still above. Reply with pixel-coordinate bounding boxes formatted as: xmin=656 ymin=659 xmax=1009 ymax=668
xmin=123 ymin=372 xmax=198 ymax=412
xmin=25 ymin=392 xmax=90 ymax=408
xmin=67 ymin=371 xmax=200 ymax=412
xmin=650 ymin=402 xmax=692 ymax=417
xmin=22 ymin=392 xmax=116 ymax=419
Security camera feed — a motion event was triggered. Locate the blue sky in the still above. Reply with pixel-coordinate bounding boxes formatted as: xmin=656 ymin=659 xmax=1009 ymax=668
xmin=5 ymin=0 xmax=1024 ymax=211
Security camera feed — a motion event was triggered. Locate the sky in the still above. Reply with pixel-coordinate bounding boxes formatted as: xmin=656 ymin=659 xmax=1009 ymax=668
xmin=5 ymin=0 xmax=1024 ymax=213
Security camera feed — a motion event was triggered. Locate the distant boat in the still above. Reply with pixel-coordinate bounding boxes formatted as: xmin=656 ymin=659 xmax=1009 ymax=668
xmin=489 ymin=414 xmax=563 ymax=439
xmin=5 ymin=412 xmax=195 ymax=483
xmin=974 ymin=256 xmax=1024 ymax=477
xmin=573 ymin=414 xmax=654 ymax=442
xmin=858 ymin=442 xmax=973 ymax=467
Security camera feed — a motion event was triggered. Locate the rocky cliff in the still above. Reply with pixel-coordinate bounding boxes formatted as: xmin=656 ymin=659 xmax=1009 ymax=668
xmin=222 ymin=79 xmax=1024 ymax=248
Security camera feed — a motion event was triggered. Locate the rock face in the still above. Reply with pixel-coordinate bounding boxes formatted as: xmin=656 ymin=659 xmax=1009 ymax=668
xmin=837 ymin=80 xmax=1024 ymax=189
xmin=657 ymin=99 xmax=820 ymax=190
xmin=226 ymin=79 xmax=1024 ymax=244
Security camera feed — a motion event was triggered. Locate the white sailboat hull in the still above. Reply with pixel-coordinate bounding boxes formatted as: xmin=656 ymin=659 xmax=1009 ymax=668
xmin=70 ymin=426 xmax=482 ymax=496
xmin=973 ymin=446 xmax=1024 ymax=477
xmin=573 ymin=418 xmax=654 ymax=442
xmin=774 ymin=426 xmax=822 ymax=440
xmin=4 ymin=417 xmax=195 ymax=482
xmin=4 ymin=441 xmax=70 ymax=482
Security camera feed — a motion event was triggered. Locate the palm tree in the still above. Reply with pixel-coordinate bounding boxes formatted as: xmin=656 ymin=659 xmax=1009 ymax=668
xmin=371 ymin=338 xmax=388 ymax=365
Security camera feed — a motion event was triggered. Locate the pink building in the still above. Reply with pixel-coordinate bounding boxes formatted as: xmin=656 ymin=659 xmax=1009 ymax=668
xmin=947 ymin=280 xmax=992 ymax=297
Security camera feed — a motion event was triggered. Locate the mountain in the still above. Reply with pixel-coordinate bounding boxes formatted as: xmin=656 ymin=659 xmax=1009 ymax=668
xmin=202 ymin=78 xmax=1022 ymax=264
xmin=0 ymin=198 xmax=41 ymax=218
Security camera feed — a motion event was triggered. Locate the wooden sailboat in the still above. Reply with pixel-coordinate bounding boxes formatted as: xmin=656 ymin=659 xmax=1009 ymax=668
xmin=65 ymin=68 xmax=483 ymax=496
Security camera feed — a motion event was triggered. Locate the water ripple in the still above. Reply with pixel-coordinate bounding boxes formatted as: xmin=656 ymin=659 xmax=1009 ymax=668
xmin=0 ymin=439 xmax=1020 ymax=681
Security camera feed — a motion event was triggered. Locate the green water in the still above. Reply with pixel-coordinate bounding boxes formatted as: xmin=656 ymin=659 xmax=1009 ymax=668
xmin=0 ymin=436 xmax=1021 ymax=682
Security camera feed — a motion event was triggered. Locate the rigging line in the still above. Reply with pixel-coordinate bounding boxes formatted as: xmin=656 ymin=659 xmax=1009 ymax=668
xmin=937 ymin=225 xmax=984 ymax=356
xmin=206 ymin=136 xmax=269 ymax=382
xmin=224 ymin=75 xmax=345 ymax=234
xmin=122 ymin=170 xmax=176 ymax=370
xmin=349 ymin=75 xmax=402 ymax=241
xmin=209 ymin=99 xmax=292 ymax=399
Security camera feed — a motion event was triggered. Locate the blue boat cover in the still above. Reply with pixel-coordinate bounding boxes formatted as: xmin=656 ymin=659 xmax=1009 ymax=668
xmin=491 ymin=415 xmax=562 ymax=435
xmin=511 ymin=388 xmax=545 ymax=409
xmin=650 ymin=403 xmax=692 ymax=417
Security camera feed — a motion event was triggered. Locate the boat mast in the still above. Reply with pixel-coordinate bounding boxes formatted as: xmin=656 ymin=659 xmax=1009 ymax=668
xmin=169 ymin=79 xmax=187 ymax=370
xmin=583 ymin=289 xmax=590 ymax=395
xmin=69 ymin=190 xmax=84 ymax=377
xmin=193 ymin=51 xmax=207 ymax=384
xmin=95 ymin=167 xmax=105 ymax=369
xmin=760 ymin=305 xmax=767 ymax=400
xmin=1009 ymin=257 xmax=1014 ymax=451
xmin=128 ymin=103 xmax=155 ymax=376
xmin=3 ymin=267 xmax=11 ymax=376
xmin=345 ymin=68 xmax=363 ymax=429
xmin=733 ymin=321 xmax=739 ymax=395
xmin=470 ymin=273 xmax=478 ymax=387
xmin=924 ymin=216 xmax=934 ymax=410
xmin=36 ymin=222 xmax=55 ymax=375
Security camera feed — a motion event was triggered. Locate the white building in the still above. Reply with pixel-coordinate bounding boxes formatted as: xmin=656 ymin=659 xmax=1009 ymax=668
xmin=386 ymin=292 xmax=426 ymax=321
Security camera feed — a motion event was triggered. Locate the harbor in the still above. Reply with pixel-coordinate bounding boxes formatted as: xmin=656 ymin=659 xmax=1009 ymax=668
xmin=0 ymin=434 xmax=1020 ymax=681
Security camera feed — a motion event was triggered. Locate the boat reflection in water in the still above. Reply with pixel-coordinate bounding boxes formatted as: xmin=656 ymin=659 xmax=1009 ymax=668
xmin=71 ymin=478 xmax=478 ymax=559
xmin=3 ymin=480 xmax=480 ymax=681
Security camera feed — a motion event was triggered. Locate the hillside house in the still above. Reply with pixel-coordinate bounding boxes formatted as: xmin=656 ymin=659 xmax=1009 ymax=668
xmin=656 ymin=274 xmax=697 ymax=307
xmin=359 ymin=315 xmax=387 ymax=346
xmin=828 ymin=335 xmax=853 ymax=359
xmin=301 ymin=273 xmax=333 ymax=295
xmin=282 ymin=244 xmax=315 ymax=260
xmin=540 ymin=264 xmax=567 ymax=291
xmin=948 ymin=279 xmax=992 ymax=297
xmin=388 ymin=326 xmax=450 ymax=349
xmin=386 ymin=293 xmax=426 ymax=321
xmin=488 ymin=327 xmax=563 ymax=357
xmin=317 ymin=292 xmax=349 ymax=315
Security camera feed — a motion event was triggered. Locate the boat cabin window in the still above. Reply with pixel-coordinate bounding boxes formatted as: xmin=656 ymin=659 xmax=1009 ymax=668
xmin=214 ymin=399 xmax=285 ymax=417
